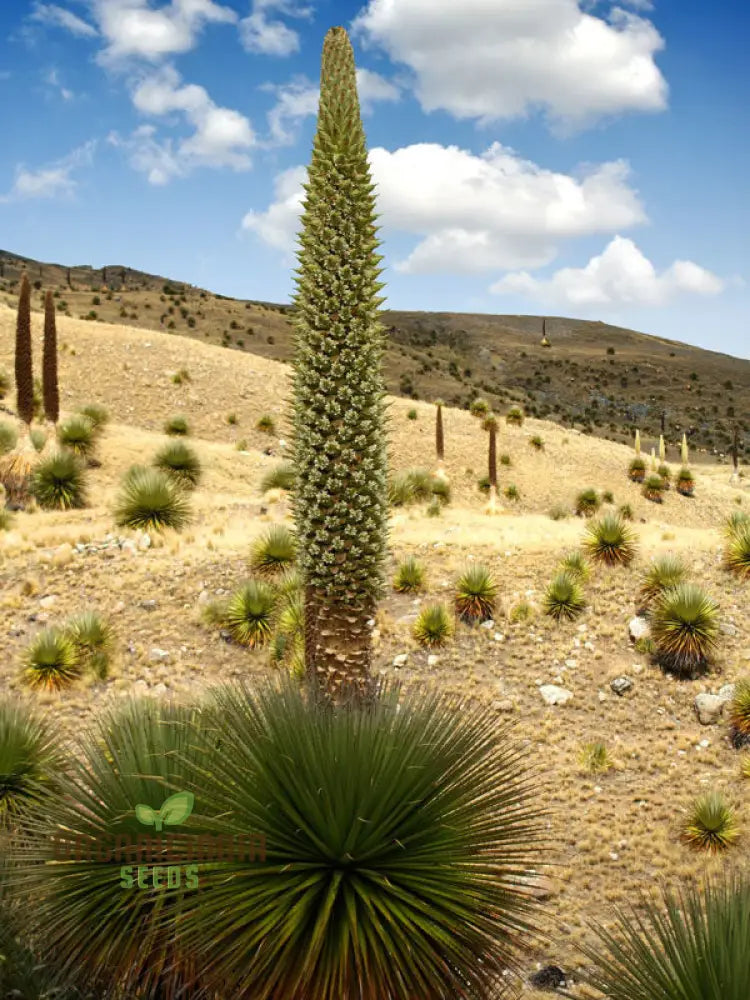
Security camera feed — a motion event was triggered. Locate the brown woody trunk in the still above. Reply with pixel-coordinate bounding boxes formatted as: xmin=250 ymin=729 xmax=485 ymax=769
xmin=436 ymin=403 xmax=444 ymax=461
xmin=488 ymin=426 xmax=497 ymax=488
xmin=304 ymin=585 xmax=376 ymax=704
xmin=42 ymin=290 xmax=59 ymax=425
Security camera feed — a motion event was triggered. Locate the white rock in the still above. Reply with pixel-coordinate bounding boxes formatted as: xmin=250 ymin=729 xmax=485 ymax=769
xmin=480 ymin=619 xmax=494 ymax=630
xmin=598 ymin=691 xmax=607 ymax=702
xmin=494 ymin=632 xmax=505 ymax=641
xmin=539 ymin=684 xmax=573 ymax=706
xmin=150 ymin=648 xmax=170 ymax=662
xmin=694 ymin=693 xmax=726 ymax=725
xmin=197 ymin=590 xmax=210 ymax=604
xmin=427 ymin=654 xmax=439 ymax=667
xmin=39 ymin=595 xmax=57 ymax=609
xmin=629 ymin=616 xmax=649 ymax=641
xmin=564 ymin=659 xmax=577 ymax=668
xmin=137 ymin=532 xmax=152 ymax=551
xmin=152 ymin=683 xmax=169 ymax=697
xmin=392 ymin=653 xmax=408 ymax=667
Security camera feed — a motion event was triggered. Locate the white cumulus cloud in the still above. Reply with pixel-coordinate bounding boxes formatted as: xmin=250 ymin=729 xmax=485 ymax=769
xmin=491 ymin=236 xmax=725 ymax=306
xmin=1 ymin=140 xmax=97 ymax=201
xmin=351 ymin=0 xmax=668 ymax=131
xmin=241 ymin=142 xmax=647 ymax=273
xmin=31 ymin=3 xmax=98 ymax=37
xmin=238 ymin=0 xmax=313 ymax=56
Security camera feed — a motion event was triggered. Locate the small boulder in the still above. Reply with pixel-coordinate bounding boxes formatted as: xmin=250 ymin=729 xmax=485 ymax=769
xmin=629 ymin=616 xmax=649 ymax=642
xmin=610 ymin=676 xmax=633 ymax=697
xmin=392 ymin=653 xmax=408 ymax=668
xmin=529 ymin=965 xmax=567 ymax=991
xmin=39 ymin=595 xmax=57 ymax=609
xmin=694 ymin=693 xmax=728 ymax=725
xmin=540 ymin=684 xmax=573 ymax=706
xmin=149 ymin=648 xmax=170 ymax=662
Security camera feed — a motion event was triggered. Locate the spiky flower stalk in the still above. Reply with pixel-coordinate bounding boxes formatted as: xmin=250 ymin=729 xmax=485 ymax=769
xmin=658 ymin=434 xmax=665 ymax=462
xmin=681 ymin=432 xmax=689 ymax=465
xmin=634 ymin=429 xmax=641 ymax=455
xmin=42 ymin=290 xmax=59 ymax=425
xmin=290 ymin=26 xmax=388 ymax=704
xmin=650 ymin=447 xmax=657 ymax=470
xmin=15 ymin=272 xmax=34 ymax=429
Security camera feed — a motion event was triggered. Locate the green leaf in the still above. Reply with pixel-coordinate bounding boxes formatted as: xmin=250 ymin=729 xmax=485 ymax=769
xmin=158 ymin=790 xmax=194 ymax=827
xmin=134 ymin=803 xmax=156 ymax=826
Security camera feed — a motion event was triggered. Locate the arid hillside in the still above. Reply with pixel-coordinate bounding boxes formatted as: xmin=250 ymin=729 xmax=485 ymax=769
xmin=1 ymin=302 xmax=749 ymax=997
xmin=1 ymin=248 xmax=748 ymax=463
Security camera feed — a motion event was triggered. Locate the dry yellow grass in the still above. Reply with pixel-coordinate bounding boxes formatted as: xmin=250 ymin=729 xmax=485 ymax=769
xmin=1 ymin=302 xmax=749 ymax=997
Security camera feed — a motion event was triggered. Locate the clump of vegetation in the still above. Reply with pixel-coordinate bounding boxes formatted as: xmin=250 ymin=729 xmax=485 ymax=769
xmin=389 ymin=468 xmax=443 ymax=507
xmin=64 ymin=611 xmax=114 ymax=680
xmin=477 ymin=474 xmax=491 ymax=495
xmin=628 ymin=456 xmax=646 ymax=483
xmin=601 ymin=490 xmax=614 ymax=504
xmin=57 ymin=414 xmax=96 ymax=458
xmin=225 ymin=412 xmax=238 ymax=425
xmin=727 ymin=678 xmax=750 ymax=750
xmin=392 ymin=556 xmax=425 ymax=593
xmin=0 ymin=367 xmax=9 ymax=399
xmin=413 ymin=603 xmax=454 ymax=646
xmin=407 ymin=408 xmax=418 ymax=420
xmin=618 ymin=503 xmax=634 ymax=521
xmin=575 ymin=488 xmax=600 ymax=517
xmin=723 ymin=510 xmax=749 ymax=538
xmin=78 ymin=403 xmax=109 ymax=432
xmin=261 ymin=461 xmax=296 ymax=492
xmin=724 ymin=523 xmax=750 ymax=579
xmin=548 ymin=504 xmax=569 ymax=521
xmin=430 ymin=476 xmax=451 ymax=505
xmin=638 ymin=554 xmax=688 ymax=611
xmin=224 ymin=580 xmax=276 ymax=647
xmin=0 ymin=701 xmax=62 ymax=826
xmin=153 ymin=440 xmax=202 ymax=489
xmin=164 ymin=414 xmax=190 ymax=437
xmin=643 ymin=473 xmax=665 ymax=503
xmin=469 ymin=397 xmax=490 ymax=418
xmin=584 ymin=513 xmax=637 ymax=566
xmin=503 ymin=483 xmax=520 ymax=500
xmin=505 ymin=405 xmax=524 ymax=427
xmin=250 ymin=526 xmax=297 ymax=576
xmin=509 ymin=600 xmax=534 ymax=622
xmin=30 ymin=450 xmax=88 ymax=510
xmin=30 ymin=428 xmax=46 ymax=452
xmin=22 ymin=628 xmax=81 ymax=691
xmin=681 ymin=791 xmax=739 ymax=853
xmin=0 ymin=420 xmax=18 ymax=455
xmin=579 ymin=872 xmax=750 ymax=1000
xmin=500 ymin=453 xmax=511 ymax=466
xmin=0 ymin=508 xmax=13 ymax=531
xmin=114 ymin=466 xmax=191 ymax=532
xmin=676 ymin=467 xmax=695 ymax=496
xmin=579 ymin=741 xmax=614 ymax=774
xmin=426 ymin=497 xmax=442 ymax=517
xmin=455 ymin=564 xmax=497 ymax=623
xmin=649 ymin=583 xmax=719 ymax=678
xmin=529 ymin=435 xmax=544 ymax=451
xmin=559 ymin=550 xmax=590 ymax=582
xmin=256 ymin=413 xmax=275 ymax=433
xmin=543 ymin=572 xmax=586 ymax=622
xmin=657 ymin=463 xmax=671 ymax=487
xmin=171 ymin=368 xmax=191 ymax=385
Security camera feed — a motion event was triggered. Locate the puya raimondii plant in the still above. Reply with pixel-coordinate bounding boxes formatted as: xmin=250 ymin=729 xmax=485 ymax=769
xmin=289 ymin=26 xmax=388 ymax=704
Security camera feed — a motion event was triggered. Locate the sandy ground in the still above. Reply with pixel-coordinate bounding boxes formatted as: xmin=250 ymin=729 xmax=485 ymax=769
xmin=1 ymin=303 xmax=749 ymax=997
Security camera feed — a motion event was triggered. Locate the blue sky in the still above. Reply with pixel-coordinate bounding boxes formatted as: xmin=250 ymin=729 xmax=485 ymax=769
xmin=0 ymin=0 xmax=747 ymax=358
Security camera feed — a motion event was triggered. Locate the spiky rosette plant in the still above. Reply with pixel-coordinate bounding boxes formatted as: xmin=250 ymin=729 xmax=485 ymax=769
xmin=681 ymin=790 xmax=739 ymax=853
xmin=628 ymin=456 xmax=646 ymax=482
xmin=455 ymin=563 xmax=498 ymax=623
xmin=413 ymin=603 xmax=454 ymax=647
xmin=658 ymin=462 xmax=671 ymax=488
xmin=724 ymin=523 xmax=750 ymax=579
xmin=638 ymin=554 xmax=687 ymax=613
xmin=543 ymin=572 xmax=586 ymax=622
xmin=579 ymin=872 xmax=750 ymax=1000
xmin=261 ymin=461 xmax=296 ymax=493
xmin=289 ymin=26 xmax=389 ymax=703
xmin=392 ymin=555 xmax=425 ymax=593
xmin=578 ymin=741 xmax=613 ymax=774
xmin=643 ymin=473 xmax=665 ymax=503
xmin=676 ymin=466 xmax=694 ymax=496
xmin=153 ymin=440 xmax=202 ymax=489
xmin=584 ymin=513 xmax=637 ymax=566
xmin=118 ymin=682 xmax=549 ymax=999
xmin=56 ymin=414 xmax=96 ymax=459
xmin=250 ymin=525 xmax=297 ymax=576
xmin=5 ymin=699 xmax=217 ymax=998
xmin=0 ymin=700 xmax=63 ymax=828
xmin=22 ymin=628 xmax=81 ymax=691
xmin=558 ymin=550 xmax=590 ymax=582
xmin=29 ymin=449 xmax=88 ymax=510
xmin=114 ymin=466 xmax=191 ymax=532
xmin=575 ymin=488 xmax=600 ymax=517
xmin=723 ymin=509 xmax=749 ymax=539
xmin=78 ymin=403 xmax=109 ymax=433
xmin=42 ymin=289 xmax=59 ymax=431
xmin=649 ymin=583 xmax=719 ymax=678
xmin=225 ymin=580 xmax=276 ymax=647
xmin=727 ymin=678 xmax=750 ymax=750
xmin=63 ymin=610 xmax=114 ymax=680
xmin=506 ymin=405 xmax=524 ymax=427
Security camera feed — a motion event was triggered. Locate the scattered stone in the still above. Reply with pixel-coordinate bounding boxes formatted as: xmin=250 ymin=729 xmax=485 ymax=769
xmin=137 ymin=532 xmax=152 ymax=551
xmin=494 ymin=699 xmax=515 ymax=713
xmin=150 ymin=648 xmax=170 ymax=662
xmin=694 ymin=692 xmax=730 ymax=725
xmin=219 ymin=630 xmax=233 ymax=643
xmin=529 ymin=966 xmax=567 ymax=991
xmin=140 ymin=600 xmax=158 ymax=611
xmin=152 ymin=683 xmax=169 ymax=697
xmin=610 ymin=676 xmax=633 ymax=696
xmin=39 ymin=595 xmax=57 ymax=609
xmin=121 ymin=540 xmax=137 ymax=556
xmin=539 ymin=684 xmax=573 ymax=706
xmin=52 ymin=543 xmax=74 ymax=567
xmin=629 ymin=616 xmax=649 ymax=642
xmin=197 ymin=590 xmax=210 ymax=605
xmin=598 ymin=691 xmax=607 ymax=703
xmin=113 ymin=601 xmax=126 ymax=613
xmin=480 ymin=619 xmax=495 ymax=630
xmin=718 ymin=683 xmax=736 ymax=701
xmin=392 ymin=653 xmax=408 ymax=668
xmin=427 ymin=654 xmax=439 ymax=667
xmin=564 ymin=658 xmax=577 ymax=668
xmin=494 ymin=632 xmax=505 ymax=641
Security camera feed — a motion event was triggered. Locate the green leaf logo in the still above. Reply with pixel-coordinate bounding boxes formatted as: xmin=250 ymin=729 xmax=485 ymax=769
xmin=134 ymin=791 xmax=194 ymax=832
